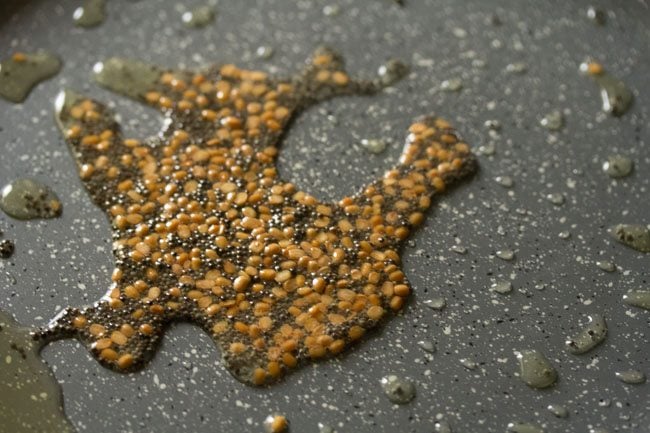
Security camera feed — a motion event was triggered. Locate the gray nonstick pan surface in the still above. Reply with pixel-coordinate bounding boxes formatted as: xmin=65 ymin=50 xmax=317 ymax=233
xmin=0 ymin=0 xmax=649 ymax=432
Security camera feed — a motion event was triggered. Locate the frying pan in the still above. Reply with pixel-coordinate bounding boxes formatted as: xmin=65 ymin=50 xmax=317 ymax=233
xmin=0 ymin=0 xmax=648 ymax=432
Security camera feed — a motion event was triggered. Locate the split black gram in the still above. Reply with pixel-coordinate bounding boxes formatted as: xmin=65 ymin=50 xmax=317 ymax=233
xmin=40 ymin=47 xmax=477 ymax=385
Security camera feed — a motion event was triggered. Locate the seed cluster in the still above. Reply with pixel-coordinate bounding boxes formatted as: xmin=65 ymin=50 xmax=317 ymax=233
xmin=41 ymin=47 xmax=477 ymax=385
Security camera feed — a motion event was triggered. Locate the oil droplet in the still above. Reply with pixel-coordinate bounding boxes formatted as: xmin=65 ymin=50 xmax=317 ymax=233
xmin=450 ymin=245 xmax=468 ymax=255
xmin=540 ymin=110 xmax=564 ymax=131
xmin=380 ymin=375 xmax=416 ymax=404
xmin=0 ymin=52 xmax=62 ymax=103
xmin=0 ymin=239 xmax=15 ymax=259
xmin=587 ymin=6 xmax=606 ymax=25
xmin=486 ymin=13 xmax=502 ymax=26
xmin=565 ymin=314 xmax=607 ymax=354
xmin=506 ymin=422 xmax=544 ymax=433
xmin=491 ymin=281 xmax=513 ymax=294
xmin=484 ymin=120 xmax=501 ymax=131
xmin=595 ymin=260 xmax=616 ymax=273
xmin=546 ymin=193 xmax=565 ymax=206
xmin=459 ymin=358 xmax=477 ymax=370
xmin=417 ymin=340 xmax=436 ymax=353
xmin=451 ymin=27 xmax=467 ymax=38
xmin=515 ymin=349 xmax=557 ymax=388
xmin=441 ymin=78 xmax=462 ymax=92
xmin=92 ymin=58 xmax=162 ymax=100
xmin=434 ymin=420 xmax=452 ymax=433
xmin=602 ymin=155 xmax=633 ymax=178
xmin=496 ymin=249 xmax=515 ymax=261
xmin=622 ymin=290 xmax=650 ymax=310
xmin=580 ymin=62 xmax=633 ymax=116
xmin=318 ymin=423 xmax=336 ymax=433
xmin=263 ymin=413 xmax=289 ymax=433
xmin=182 ymin=5 xmax=215 ymax=28
xmin=546 ymin=404 xmax=568 ymax=418
xmin=73 ymin=0 xmax=105 ymax=28
xmin=0 ymin=179 xmax=62 ymax=220
xmin=5 ymin=271 xmax=17 ymax=285
xmin=505 ymin=62 xmax=527 ymax=74
xmin=377 ymin=60 xmax=408 ymax=86
xmin=495 ymin=176 xmax=514 ymax=188
xmin=322 ymin=4 xmax=341 ymax=16
xmin=481 ymin=143 xmax=497 ymax=156
xmin=361 ymin=138 xmax=387 ymax=154
xmin=256 ymin=46 xmax=275 ymax=60
xmin=423 ymin=297 xmax=446 ymax=310
xmin=0 ymin=311 xmax=75 ymax=432
xmin=609 ymin=224 xmax=650 ymax=253
xmin=615 ymin=369 xmax=646 ymax=384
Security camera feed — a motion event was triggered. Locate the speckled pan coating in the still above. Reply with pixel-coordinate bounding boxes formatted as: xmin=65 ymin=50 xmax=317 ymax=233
xmin=0 ymin=0 xmax=648 ymax=432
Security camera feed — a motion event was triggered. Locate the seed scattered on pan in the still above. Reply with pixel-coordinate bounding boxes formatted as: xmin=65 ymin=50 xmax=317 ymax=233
xmin=615 ymin=370 xmax=646 ymax=384
xmin=380 ymin=375 xmax=416 ymax=404
xmin=506 ymin=422 xmax=544 ymax=433
xmin=42 ymin=46 xmax=477 ymax=385
xmin=580 ymin=61 xmax=633 ymax=116
xmin=182 ymin=5 xmax=215 ymax=28
xmin=264 ymin=414 xmax=289 ymax=433
xmin=0 ymin=239 xmax=15 ymax=259
xmin=547 ymin=404 xmax=569 ymax=418
xmin=558 ymin=230 xmax=571 ymax=240
xmin=515 ymin=349 xmax=557 ymax=389
xmin=609 ymin=224 xmax=650 ymax=253
xmin=622 ymin=290 xmax=650 ymax=311
xmin=0 ymin=52 xmax=62 ymax=103
xmin=602 ymin=155 xmax=633 ymax=178
xmin=0 ymin=179 xmax=62 ymax=220
xmin=565 ymin=314 xmax=607 ymax=355
xmin=73 ymin=0 xmax=106 ymax=28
